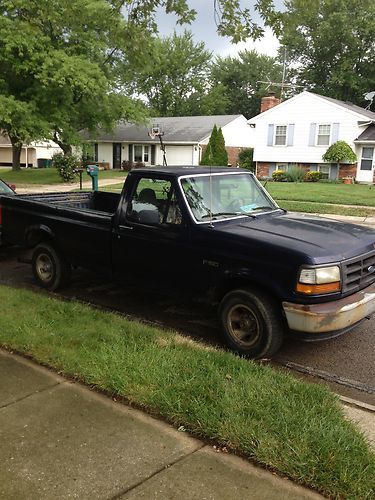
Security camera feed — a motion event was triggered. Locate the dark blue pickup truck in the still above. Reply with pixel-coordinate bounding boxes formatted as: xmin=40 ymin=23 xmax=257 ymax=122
xmin=1 ymin=166 xmax=375 ymax=358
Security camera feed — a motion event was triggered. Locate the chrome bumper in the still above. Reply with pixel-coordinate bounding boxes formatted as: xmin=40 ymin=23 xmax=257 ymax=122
xmin=282 ymin=282 xmax=375 ymax=334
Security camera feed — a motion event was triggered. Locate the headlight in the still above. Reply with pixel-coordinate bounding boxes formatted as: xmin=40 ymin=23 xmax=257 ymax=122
xmin=297 ymin=266 xmax=341 ymax=294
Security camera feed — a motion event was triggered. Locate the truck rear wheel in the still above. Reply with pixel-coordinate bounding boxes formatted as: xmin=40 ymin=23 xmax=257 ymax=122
xmin=32 ymin=243 xmax=71 ymax=291
xmin=219 ymin=288 xmax=284 ymax=358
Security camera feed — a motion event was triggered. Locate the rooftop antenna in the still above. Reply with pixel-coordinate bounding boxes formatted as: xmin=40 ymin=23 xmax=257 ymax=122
xmin=148 ymin=124 xmax=167 ymax=166
xmin=364 ymin=91 xmax=375 ymax=110
xmin=257 ymin=47 xmax=304 ymax=101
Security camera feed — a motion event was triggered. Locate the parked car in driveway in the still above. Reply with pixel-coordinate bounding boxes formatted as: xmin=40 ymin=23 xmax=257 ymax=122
xmin=0 ymin=179 xmax=16 ymax=245
xmin=1 ymin=166 xmax=375 ymax=358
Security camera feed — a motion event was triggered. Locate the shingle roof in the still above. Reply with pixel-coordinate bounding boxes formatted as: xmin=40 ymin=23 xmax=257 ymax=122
xmin=315 ymin=94 xmax=375 ymax=120
xmin=356 ymin=124 xmax=375 ymax=142
xmin=83 ymin=115 xmax=242 ymax=143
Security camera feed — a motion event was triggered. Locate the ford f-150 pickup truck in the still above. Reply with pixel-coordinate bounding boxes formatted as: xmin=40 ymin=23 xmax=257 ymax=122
xmin=1 ymin=166 xmax=375 ymax=358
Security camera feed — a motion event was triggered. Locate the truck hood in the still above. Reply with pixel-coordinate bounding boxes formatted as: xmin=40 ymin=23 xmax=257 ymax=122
xmin=213 ymin=212 xmax=375 ymax=264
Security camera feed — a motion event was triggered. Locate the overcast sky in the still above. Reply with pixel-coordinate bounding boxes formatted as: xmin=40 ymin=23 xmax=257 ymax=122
xmin=156 ymin=1 xmax=284 ymax=58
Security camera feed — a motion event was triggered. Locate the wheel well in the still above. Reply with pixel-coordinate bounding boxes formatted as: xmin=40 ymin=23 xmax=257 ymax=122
xmin=25 ymin=227 xmax=54 ymax=248
xmin=216 ymin=278 xmax=279 ymax=305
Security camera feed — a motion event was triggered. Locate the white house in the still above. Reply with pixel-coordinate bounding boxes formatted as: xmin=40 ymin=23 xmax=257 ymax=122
xmin=0 ymin=133 xmax=61 ymax=168
xmin=248 ymin=91 xmax=375 ymax=183
xmin=83 ymin=115 xmax=254 ymax=169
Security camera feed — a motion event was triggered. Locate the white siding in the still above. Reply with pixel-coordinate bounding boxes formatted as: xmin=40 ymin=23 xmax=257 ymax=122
xmin=97 ymin=143 xmax=113 ymax=168
xmin=200 ymin=115 xmax=255 ymax=148
xmin=251 ymin=92 xmax=369 ymax=163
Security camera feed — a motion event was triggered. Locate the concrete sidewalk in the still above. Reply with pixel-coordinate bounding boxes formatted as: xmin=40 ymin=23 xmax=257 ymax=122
xmin=0 ymin=349 xmax=323 ymax=499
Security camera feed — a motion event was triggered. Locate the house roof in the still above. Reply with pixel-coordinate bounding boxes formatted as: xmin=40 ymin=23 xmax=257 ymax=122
xmin=84 ymin=115 xmax=243 ymax=143
xmin=356 ymin=124 xmax=375 ymax=142
xmin=317 ymin=94 xmax=375 ymax=120
xmin=249 ymin=91 xmax=375 ymax=122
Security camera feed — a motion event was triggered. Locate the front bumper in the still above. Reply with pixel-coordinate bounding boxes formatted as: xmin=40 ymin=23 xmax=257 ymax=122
xmin=282 ymin=282 xmax=375 ymax=335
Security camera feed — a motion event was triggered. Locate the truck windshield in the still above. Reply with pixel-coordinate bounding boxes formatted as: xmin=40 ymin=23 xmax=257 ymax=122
xmin=180 ymin=173 xmax=278 ymax=223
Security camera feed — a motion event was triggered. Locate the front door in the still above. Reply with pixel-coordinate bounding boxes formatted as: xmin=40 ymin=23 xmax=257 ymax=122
xmin=113 ymin=143 xmax=122 ymax=169
xmin=356 ymin=147 xmax=374 ymax=183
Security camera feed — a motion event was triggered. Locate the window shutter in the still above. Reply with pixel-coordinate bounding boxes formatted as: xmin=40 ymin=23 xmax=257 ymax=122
xmin=308 ymin=123 xmax=317 ymax=146
xmin=287 ymin=124 xmax=295 ymax=146
xmin=267 ymin=124 xmax=274 ymax=146
xmin=128 ymin=144 xmax=133 ymax=162
xmin=331 ymin=123 xmax=340 ymax=143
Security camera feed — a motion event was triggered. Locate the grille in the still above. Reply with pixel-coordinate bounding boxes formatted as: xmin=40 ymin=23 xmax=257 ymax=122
xmin=342 ymin=249 xmax=375 ymax=294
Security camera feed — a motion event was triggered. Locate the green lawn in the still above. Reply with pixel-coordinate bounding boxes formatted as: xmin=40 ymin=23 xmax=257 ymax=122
xmin=265 ymin=181 xmax=375 ymax=206
xmin=0 ymin=167 xmax=126 ymax=186
xmin=0 ymin=285 xmax=374 ymax=499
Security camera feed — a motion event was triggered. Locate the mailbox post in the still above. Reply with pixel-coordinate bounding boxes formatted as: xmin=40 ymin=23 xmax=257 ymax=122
xmin=86 ymin=165 xmax=99 ymax=191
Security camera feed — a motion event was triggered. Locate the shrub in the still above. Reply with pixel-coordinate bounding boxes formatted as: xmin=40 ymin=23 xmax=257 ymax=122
xmin=322 ymin=141 xmax=357 ymax=163
xmin=238 ymin=148 xmax=254 ymax=172
xmin=200 ymin=125 xmax=228 ymax=166
xmin=285 ymin=167 xmax=305 ymax=182
xmin=305 ymin=171 xmax=322 ymax=182
xmin=272 ymin=169 xmax=288 ymax=182
xmin=121 ymin=160 xmax=134 ymax=171
xmin=52 ymin=153 xmax=80 ymax=183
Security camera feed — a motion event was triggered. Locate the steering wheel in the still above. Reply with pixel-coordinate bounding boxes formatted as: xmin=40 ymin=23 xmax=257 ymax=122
xmin=226 ymin=198 xmax=246 ymax=212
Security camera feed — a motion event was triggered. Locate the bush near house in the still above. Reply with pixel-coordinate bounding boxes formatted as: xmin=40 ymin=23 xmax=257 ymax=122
xmin=121 ymin=160 xmax=145 ymax=171
xmin=238 ymin=148 xmax=254 ymax=171
xmin=272 ymin=169 xmax=288 ymax=182
xmin=200 ymin=125 xmax=228 ymax=166
xmin=52 ymin=153 xmax=80 ymax=183
xmin=285 ymin=167 xmax=305 ymax=182
xmin=305 ymin=171 xmax=322 ymax=182
xmin=322 ymin=141 xmax=357 ymax=164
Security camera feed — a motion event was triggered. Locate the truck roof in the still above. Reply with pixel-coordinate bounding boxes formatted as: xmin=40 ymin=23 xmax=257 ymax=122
xmin=131 ymin=166 xmax=249 ymax=177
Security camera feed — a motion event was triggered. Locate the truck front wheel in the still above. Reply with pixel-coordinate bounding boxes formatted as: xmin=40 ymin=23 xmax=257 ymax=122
xmin=219 ymin=288 xmax=284 ymax=358
xmin=32 ymin=243 xmax=71 ymax=291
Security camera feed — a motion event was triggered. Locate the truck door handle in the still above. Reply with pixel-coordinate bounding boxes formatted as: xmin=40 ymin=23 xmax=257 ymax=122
xmin=119 ymin=225 xmax=133 ymax=230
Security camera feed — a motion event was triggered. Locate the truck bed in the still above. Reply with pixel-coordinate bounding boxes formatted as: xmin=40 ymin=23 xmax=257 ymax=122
xmin=16 ymin=191 xmax=120 ymax=214
xmin=0 ymin=190 xmax=120 ymax=271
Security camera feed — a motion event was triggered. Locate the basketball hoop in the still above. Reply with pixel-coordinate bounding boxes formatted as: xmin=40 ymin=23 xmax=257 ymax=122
xmin=148 ymin=131 xmax=156 ymax=140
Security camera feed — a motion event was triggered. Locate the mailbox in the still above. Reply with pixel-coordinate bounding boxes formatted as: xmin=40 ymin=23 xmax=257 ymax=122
xmin=86 ymin=165 xmax=99 ymax=191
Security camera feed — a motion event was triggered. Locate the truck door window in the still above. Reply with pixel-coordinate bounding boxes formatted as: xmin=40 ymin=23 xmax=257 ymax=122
xmin=126 ymin=178 xmax=182 ymax=226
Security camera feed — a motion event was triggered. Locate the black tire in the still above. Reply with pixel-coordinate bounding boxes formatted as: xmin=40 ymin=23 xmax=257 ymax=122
xmin=218 ymin=287 xmax=284 ymax=358
xmin=32 ymin=243 xmax=71 ymax=291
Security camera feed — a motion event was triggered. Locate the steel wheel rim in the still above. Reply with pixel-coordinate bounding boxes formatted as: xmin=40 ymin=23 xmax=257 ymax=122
xmin=35 ymin=253 xmax=54 ymax=283
xmin=227 ymin=304 xmax=261 ymax=347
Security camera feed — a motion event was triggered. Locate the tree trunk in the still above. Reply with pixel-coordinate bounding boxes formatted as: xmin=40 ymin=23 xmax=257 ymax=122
xmin=9 ymin=137 xmax=22 ymax=171
xmin=53 ymin=131 xmax=72 ymax=156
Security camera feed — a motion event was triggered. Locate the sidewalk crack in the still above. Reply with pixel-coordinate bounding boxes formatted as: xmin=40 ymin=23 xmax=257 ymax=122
xmin=109 ymin=443 xmax=205 ymax=500
xmin=0 ymin=381 xmax=63 ymax=410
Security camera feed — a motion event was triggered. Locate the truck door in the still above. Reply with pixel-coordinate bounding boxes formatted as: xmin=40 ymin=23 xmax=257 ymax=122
xmin=112 ymin=176 xmax=191 ymax=290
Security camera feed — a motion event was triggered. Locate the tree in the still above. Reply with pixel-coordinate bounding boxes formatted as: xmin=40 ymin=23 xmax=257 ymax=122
xmin=0 ymin=0 xmax=280 ymax=169
xmin=278 ymin=0 xmax=375 ymax=106
xmin=130 ymin=31 xmax=212 ymax=116
xmin=200 ymin=125 xmax=228 ymax=166
xmin=210 ymin=50 xmax=283 ymax=118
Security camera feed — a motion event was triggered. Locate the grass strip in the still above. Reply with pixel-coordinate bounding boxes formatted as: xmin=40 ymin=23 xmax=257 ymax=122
xmin=0 ymin=285 xmax=374 ymax=499
xmin=266 ymin=182 xmax=375 ymax=207
xmin=0 ymin=168 xmax=126 ymax=186
xmin=276 ymin=200 xmax=375 ymax=217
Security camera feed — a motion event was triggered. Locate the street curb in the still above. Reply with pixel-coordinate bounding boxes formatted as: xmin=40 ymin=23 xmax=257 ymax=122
xmin=339 ymin=395 xmax=375 ymax=414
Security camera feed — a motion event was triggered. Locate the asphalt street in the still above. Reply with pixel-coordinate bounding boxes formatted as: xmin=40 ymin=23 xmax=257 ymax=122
xmin=0 ymin=246 xmax=374 ymax=406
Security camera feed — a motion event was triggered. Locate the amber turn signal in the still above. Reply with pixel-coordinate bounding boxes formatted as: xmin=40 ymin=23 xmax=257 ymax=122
xmin=296 ymin=281 xmax=341 ymax=294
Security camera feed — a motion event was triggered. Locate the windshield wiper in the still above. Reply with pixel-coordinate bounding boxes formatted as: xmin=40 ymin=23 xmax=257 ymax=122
xmin=201 ymin=212 xmax=240 ymax=220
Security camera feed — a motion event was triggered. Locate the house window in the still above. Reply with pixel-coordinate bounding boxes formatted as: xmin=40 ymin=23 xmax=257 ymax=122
xmin=276 ymin=164 xmax=288 ymax=171
xmin=360 ymin=147 xmax=374 ymax=171
xmin=133 ymin=145 xmax=149 ymax=164
xmin=316 ymin=124 xmax=331 ymax=146
xmin=274 ymin=125 xmax=287 ymax=146
xmin=318 ymin=164 xmax=330 ymax=179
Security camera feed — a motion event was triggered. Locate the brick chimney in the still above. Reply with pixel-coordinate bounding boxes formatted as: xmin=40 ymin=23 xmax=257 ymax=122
xmin=260 ymin=92 xmax=280 ymax=113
